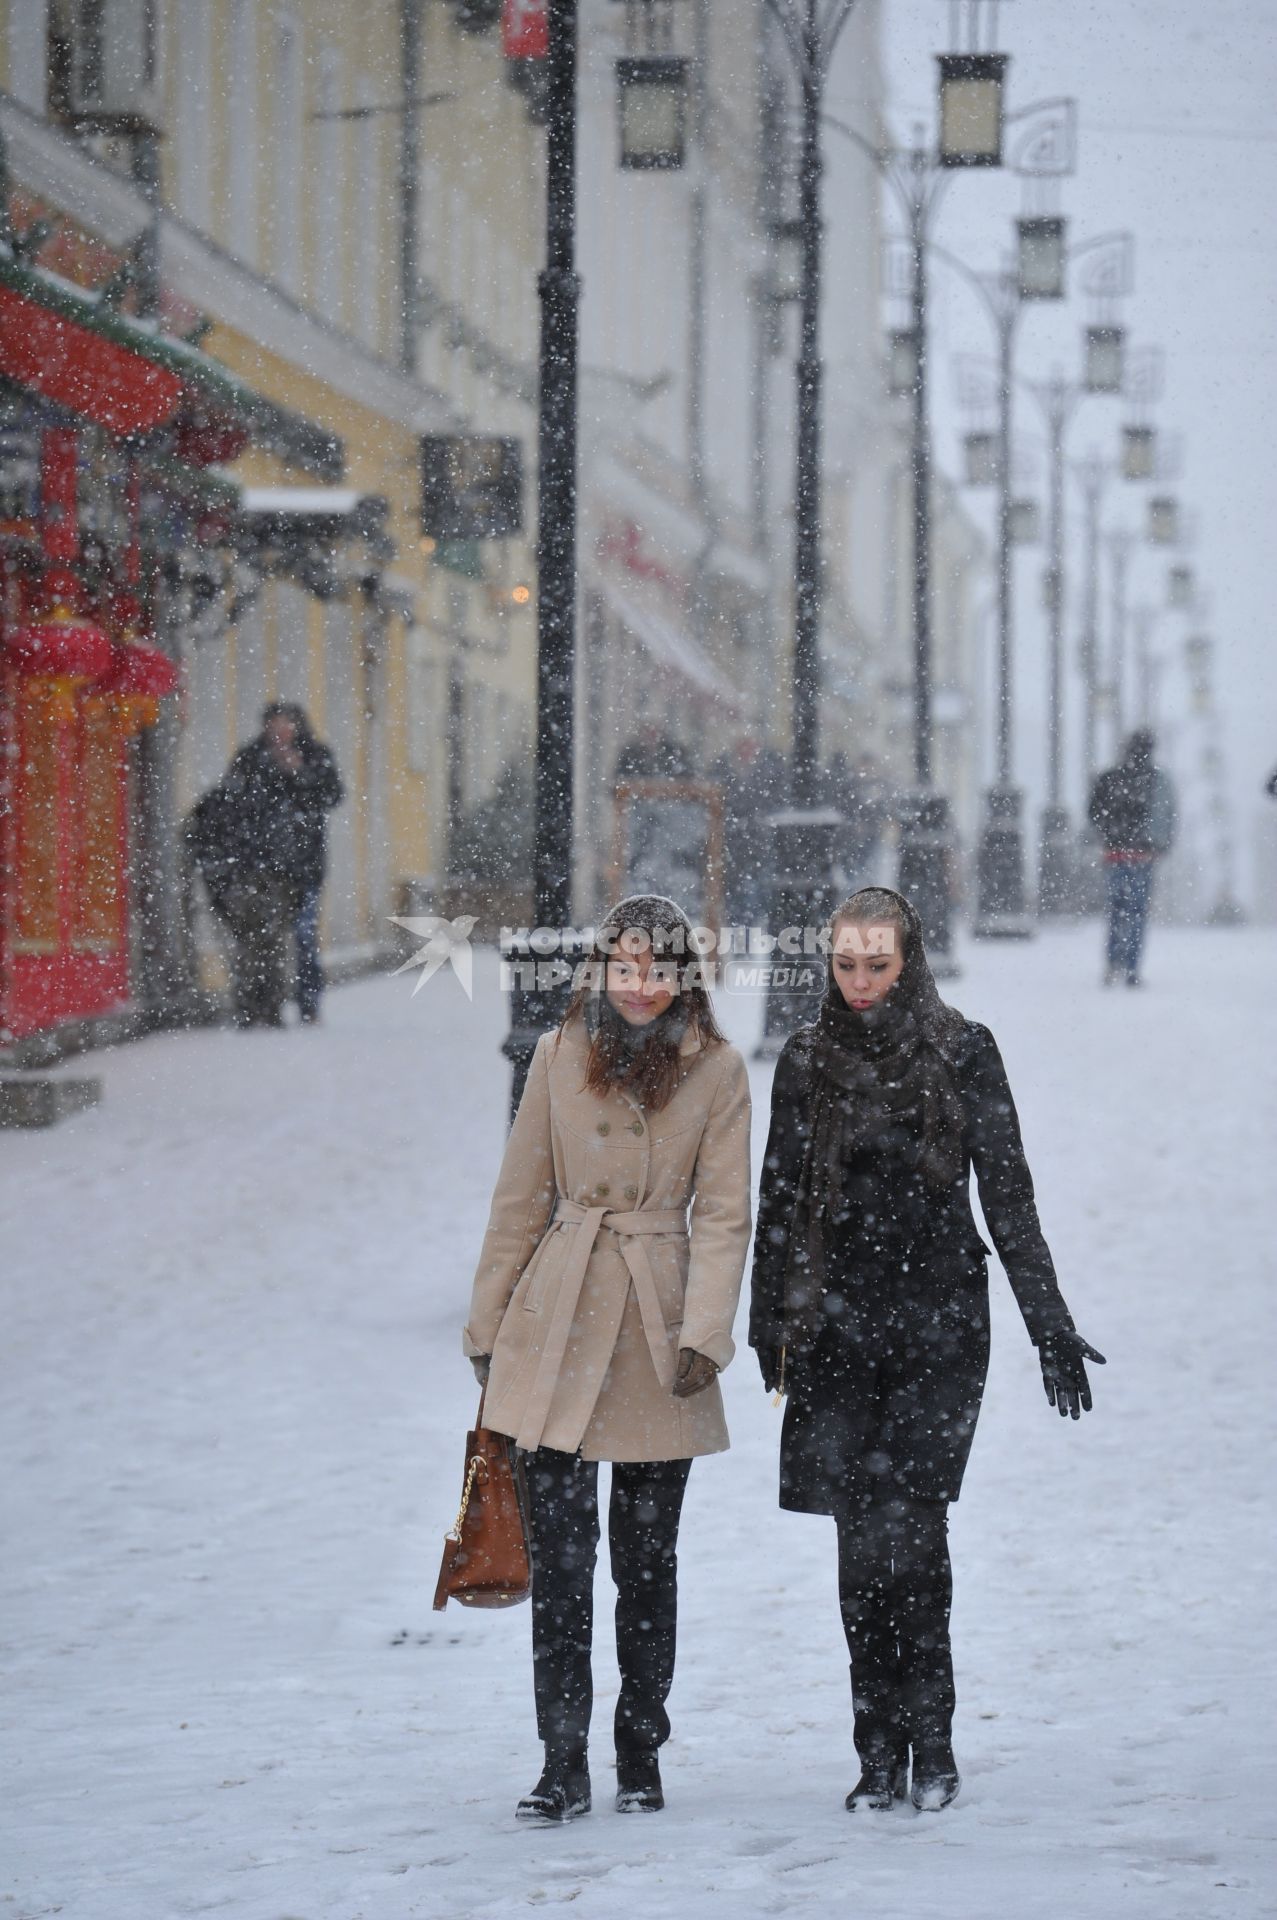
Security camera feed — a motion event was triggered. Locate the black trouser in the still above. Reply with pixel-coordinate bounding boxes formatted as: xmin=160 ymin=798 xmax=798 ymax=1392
xmin=522 ymin=1447 xmax=692 ymax=1765
xmin=836 ymin=1493 xmax=955 ymax=1766
xmin=218 ymin=876 xmax=296 ymax=1027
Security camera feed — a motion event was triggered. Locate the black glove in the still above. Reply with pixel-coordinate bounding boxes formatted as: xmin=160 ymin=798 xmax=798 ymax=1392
xmin=754 ymin=1344 xmax=785 ymax=1396
xmin=1038 ymin=1330 xmax=1105 ymax=1419
xmin=673 ymin=1348 xmax=719 ymax=1398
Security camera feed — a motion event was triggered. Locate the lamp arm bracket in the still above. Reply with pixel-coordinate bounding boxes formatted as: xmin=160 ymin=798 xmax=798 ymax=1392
xmin=927 ymin=239 xmax=1016 ymax=330
xmin=1071 ymin=231 xmax=1136 ymax=299
xmin=1005 ymin=96 xmax=1078 ymax=178
xmin=764 ymin=0 xmax=863 ymax=95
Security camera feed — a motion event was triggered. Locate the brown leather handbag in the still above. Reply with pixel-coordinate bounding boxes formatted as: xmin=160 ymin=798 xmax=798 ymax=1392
xmin=433 ymin=1393 xmax=531 ymax=1610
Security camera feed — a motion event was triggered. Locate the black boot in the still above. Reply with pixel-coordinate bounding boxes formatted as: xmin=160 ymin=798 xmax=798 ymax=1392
xmin=616 ymin=1750 xmax=663 ymax=1812
xmin=841 ymin=1640 xmax=907 ymax=1814
xmin=846 ymin=1753 xmax=909 ymax=1811
xmin=516 ymin=1752 xmax=591 ymax=1823
xmin=910 ymin=1741 xmax=960 ymax=1812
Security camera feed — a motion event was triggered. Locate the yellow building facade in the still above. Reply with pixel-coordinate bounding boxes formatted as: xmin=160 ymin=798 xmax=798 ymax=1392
xmin=1 ymin=0 xmax=543 ymax=1027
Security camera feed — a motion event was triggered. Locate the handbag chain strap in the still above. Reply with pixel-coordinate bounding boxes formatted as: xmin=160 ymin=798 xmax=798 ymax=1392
xmin=450 ymin=1449 xmax=487 ymax=1539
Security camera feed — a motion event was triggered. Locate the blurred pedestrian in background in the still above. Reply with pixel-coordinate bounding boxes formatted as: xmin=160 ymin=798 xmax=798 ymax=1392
xmin=614 ymin=726 xmax=695 ymax=782
xmin=269 ymin=704 xmax=344 ymax=1023
xmin=1087 ymin=730 xmax=1177 ymax=988
xmin=185 ymin=704 xmax=343 ymax=1028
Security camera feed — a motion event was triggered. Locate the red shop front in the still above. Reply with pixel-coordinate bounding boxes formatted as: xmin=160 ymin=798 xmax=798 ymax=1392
xmin=0 ymin=267 xmax=221 ymax=1043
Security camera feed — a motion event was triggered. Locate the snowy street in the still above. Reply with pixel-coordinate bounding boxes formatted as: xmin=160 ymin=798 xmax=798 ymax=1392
xmin=3 ymin=925 xmax=1275 ymax=1920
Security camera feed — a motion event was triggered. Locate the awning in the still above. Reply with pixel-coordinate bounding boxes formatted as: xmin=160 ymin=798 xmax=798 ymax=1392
xmin=0 ymin=254 xmax=343 ymax=477
xmin=235 ymin=488 xmax=392 ymax=600
xmin=240 ymin=488 xmax=366 ymax=520
xmin=600 ymin=582 xmax=744 ymax=712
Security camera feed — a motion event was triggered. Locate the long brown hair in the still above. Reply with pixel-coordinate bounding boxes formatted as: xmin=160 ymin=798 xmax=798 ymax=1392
xmin=559 ymin=894 xmax=726 ymax=1113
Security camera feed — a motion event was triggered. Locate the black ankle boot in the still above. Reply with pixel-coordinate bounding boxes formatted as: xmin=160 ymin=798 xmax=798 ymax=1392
xmin=845 ymin=1754 xmax=909 ymax=1811
xmin=616 ymin=1751 xmax=663 ymax=1812
xmin=910 ymin=1742 xmax=959 ymax=1811
xmin=516 ymin=1753 xmax=591 ymax=1823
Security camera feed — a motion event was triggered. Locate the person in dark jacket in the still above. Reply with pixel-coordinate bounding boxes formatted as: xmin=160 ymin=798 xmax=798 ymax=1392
xmin=750 ymin=887 xmax=1103 ymax=1815
xmin=1087 ymin=729 xmax=1176 ymax=987
xmin=266 ymin=703 xmax=344 ymax=1022
xmin=187 ymin=705 xmax=343 ymax=1028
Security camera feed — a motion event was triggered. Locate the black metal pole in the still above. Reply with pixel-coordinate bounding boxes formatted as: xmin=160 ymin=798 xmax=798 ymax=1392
xmin=503 ymin=0 xmax=582 ymax=1114
xmin=896 ymin=163 xmax=956 ymax=969
xmin=1046 ymin=387 xmax=1066 ymax=813
xmin=1109 ymin=529 xmax=1130 ymax=749
xmin=909 ymin=185 xmax=932 ymax=793
xmin=994 ymin=306 xmax=1014 ymax=793
xmin=1072 ymin=458 xmax=1107 ymax=916
xmin=1038 ymin=380 xmax=1074 ymax=913
xmin=533 ymin=0 xmax=579 ymax=935
xmin=973 ymin=291 xmax=1030 ymax=937
xmin=759 ymin=0 xmax=867 ymax=1053
xmin=1079 ymin=460 xmax=1102 ymax=793
xmin=791 ymin=1 xmax=823 ymax=812
xmin=398 ymin=0 xmax=422 ymax=376
xmin=130 ymin=132 xmax=161 ymax=320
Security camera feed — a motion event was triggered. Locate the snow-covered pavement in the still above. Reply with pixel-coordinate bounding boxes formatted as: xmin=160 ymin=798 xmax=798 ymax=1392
xmin=3 ymin=923 xmax=1275 ymax=1920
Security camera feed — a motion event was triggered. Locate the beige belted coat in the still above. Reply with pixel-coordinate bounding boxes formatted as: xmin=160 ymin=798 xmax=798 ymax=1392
xmin=463 ymin=1013 xmax=753 ymax=1462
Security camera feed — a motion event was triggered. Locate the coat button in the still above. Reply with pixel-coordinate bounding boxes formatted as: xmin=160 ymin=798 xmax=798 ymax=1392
xmin=597 ymin=1122 xmax=611 ymax=1136
xmin=624 ymin=1185 xmax=638 ymax=1201
xmin=597 ymin=1182 xmax=610 ymax=1197
xmin=629 ymin=1119 xmax=644 ymax=1135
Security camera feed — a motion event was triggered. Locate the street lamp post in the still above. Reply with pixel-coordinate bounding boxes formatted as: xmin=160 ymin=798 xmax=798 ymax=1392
xmin=502 ymin=0 xmax=583 ymax=1114
xmin=1105 ymin=525 xmax=1134 ymax=750
xmin=1075 ymin=454 xmax=1106 ymax=798
xmin=911 ymin=110 xmax=1077 ymax=938
xmin=1071 ymin=452 xmax=1112 ymax=915
xmin=895 ymin=141 xmax=964 ymax=972
xmin=946 ymin=259 xmax=1032 ymax=934
xmin=1017 ymin=234 xmax=1134 ymax=915
xmin=1036 ymin=374 xmax=1074 ymax=912
xmin=755 ymin=0 xmax=863 ymax=1054
xmin=981 ymin=271 xmax=1031 ymax=935
xmin=501 ymin=1 xmax=698 ymax=1107
xmin=821 ymin=26 xmax=1018 ymax=972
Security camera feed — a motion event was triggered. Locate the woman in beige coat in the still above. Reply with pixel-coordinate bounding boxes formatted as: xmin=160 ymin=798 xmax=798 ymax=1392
xmin=465 ymin=895 xmax=752 ymax=1823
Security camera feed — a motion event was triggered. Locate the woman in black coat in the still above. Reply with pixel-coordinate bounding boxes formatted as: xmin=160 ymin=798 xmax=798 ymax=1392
xmin=750 ymin=888 xmax=1103 ymax=1813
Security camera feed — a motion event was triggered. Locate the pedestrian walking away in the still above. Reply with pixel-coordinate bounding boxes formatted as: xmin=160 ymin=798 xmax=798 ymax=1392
xmin=750 ymin=887 xmax=1103 ymax=1815
xmin=184 ymin=704 xmax=343 ymax=1028
xmin=463 ymin=894 xmax=752 ymax=1823
xmin=1087 ymin=729 xmax=1177 ymax=988
xmin=268 ymin=704 xmax=344 ymax=1023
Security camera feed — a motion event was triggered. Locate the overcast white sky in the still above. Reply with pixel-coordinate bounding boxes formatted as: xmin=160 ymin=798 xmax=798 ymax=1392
xmin=828 ymin=0 xmax=1277 ymax=903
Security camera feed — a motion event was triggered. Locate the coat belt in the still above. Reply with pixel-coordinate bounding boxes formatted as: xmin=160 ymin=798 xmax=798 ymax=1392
xmin=513 ymin=1200 xmax=689 ymax=1454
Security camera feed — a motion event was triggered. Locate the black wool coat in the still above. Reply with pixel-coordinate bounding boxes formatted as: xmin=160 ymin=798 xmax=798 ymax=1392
xmin=216 ymin=738 xmax=344 ymax=895
xmin=749 ymin=1018 xmax=1074 ymax=1511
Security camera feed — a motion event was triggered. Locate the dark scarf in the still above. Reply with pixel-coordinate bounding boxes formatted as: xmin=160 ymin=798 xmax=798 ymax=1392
xmin=782 ymin=891 xmax=967 ymax=1340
